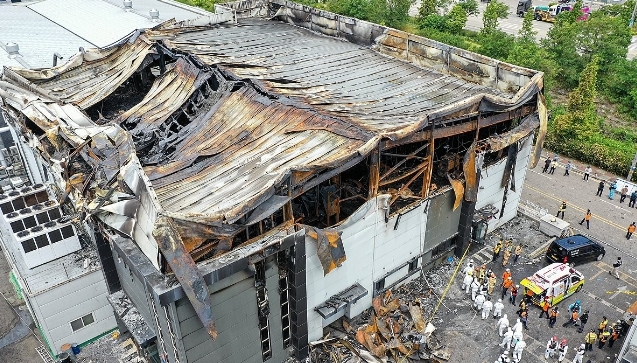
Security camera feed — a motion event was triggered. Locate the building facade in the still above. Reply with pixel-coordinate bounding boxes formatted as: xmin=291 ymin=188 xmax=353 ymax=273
xmin=0 ymin=0 xmax=546 ymax=361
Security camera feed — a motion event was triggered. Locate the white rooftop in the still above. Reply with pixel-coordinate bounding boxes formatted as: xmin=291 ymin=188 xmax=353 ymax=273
xmin=0 ymin=0 xmax=211 ymax=69
xmin=0 ymin=5 xmax=92 ymax=69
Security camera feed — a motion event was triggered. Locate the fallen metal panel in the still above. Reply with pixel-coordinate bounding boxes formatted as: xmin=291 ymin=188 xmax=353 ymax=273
xmin=303 ymin=225 xmax=346 ymax=276
xmin=530 ymin=93 xmax=548 ymax=169
xmin=462 ymin=141 xmax=478 ymax=202
xmin=153 ymin=216 xmax=218 ymax=340
xmin=245 ymin=195 xmax=291 ymax=225
xmin=481 ymin=113 xmax=540 ymax=152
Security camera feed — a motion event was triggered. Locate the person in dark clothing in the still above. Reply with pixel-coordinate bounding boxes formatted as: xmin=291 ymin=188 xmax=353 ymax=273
xmin=543 ymin=157 xmax=552 ymax=173
xmin=596 ymin=181 xmax=605 ymax=197
xmin=549 ymin=307 xmax=559 ymax=328
xmin=629 ymin=191 xmax=637 ymax=208
xmin=577 ymin=311 xmax=589 ymax=333
xmin=564 ymin=161 xmax=572 ymax=176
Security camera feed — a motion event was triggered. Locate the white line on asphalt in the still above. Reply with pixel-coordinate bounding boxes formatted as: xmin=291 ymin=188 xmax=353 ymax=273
xmin=599 ymin=198 xmax=630 ymax=212
xmin=530 ymin=169 xmax=553 ymax=179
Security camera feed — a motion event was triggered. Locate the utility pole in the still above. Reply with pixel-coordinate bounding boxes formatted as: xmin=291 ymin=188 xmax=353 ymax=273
xmin=630 ymin=0 xmax=637 ymax=27
xmin=628 ymin=149 xmax=637 ymax=182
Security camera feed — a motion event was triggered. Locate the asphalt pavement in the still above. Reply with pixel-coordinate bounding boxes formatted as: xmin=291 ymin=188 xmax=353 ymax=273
xmin=453 ymin=149 xmax=637 ymax=363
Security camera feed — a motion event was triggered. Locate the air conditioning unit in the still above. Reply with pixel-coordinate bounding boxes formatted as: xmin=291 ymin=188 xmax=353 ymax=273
xmin=43 ymin=221 xmax=57 ymax=229
xmin=10 ymin=177 xmax=24 ymax=188
xmin=17 ymin=230 xmax=30 ymax=238
xmin=9 ymin=146 xmax=18 ymax=155
xmin=1 ymin=149 xmax=10 ymax=159
xmin=44 ymin=200 xmax=56 ymax=207
xmin=6 ymin=212 xmax=19 ymax=219
xmin=32 ymin=204 xmax=44 ymax=211
xmin=31 ymin=225 xmax=43 ymax=233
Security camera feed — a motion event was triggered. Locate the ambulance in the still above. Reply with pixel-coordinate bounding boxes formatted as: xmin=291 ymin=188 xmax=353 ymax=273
xmin=520 ymin=263 xmax=585 ymax=307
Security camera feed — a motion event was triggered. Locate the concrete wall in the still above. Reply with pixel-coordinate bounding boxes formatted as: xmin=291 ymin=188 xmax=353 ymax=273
xmin=475 ymin=134 xmax=534 ymax=231
xmin=174 ymin=256 xmax=289 ymax=363
xmin=305 ymin=191 xmax=464 ymax=342
xmin=29 ymin=270 xmax=116 ymax=355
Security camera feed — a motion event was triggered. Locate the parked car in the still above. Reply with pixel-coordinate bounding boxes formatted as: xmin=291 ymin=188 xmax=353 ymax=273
xmin=517 ymin=0 xmax=532 ymax=17
xmin=545 ymin=234 xmax=605 ymax=265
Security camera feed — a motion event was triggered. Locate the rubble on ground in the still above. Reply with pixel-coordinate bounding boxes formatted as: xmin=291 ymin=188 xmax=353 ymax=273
xmin=305 ymin=215 xmax=550 ymax=363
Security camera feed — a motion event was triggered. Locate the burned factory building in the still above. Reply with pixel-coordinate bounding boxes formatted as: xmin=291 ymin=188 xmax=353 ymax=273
xmin=0 ymin=0 xmax=545 ymax=361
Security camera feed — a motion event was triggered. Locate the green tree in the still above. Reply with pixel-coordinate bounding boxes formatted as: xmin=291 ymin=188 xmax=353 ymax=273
xmin=481 ymin=0 xmax=509 ymax=34
xmin=576 ymin=13 xmax=631 ymax=78
xmin=459 ymin=0 xmax=479 ymax=16
xmin=418 ymin=0 xmax=451 ymax=21
xmin=606 ymin=59 xmax=637 ymax=119
xmin=517 ymin=9 xmax=537 ymax=44
xmin=553 ymin=56 xmax=600 ymax=140
xmin=542 ymin=13 xmax=582 ymax=88
xmin=383 ymin=0 xmax=415 ymax=28
xmin=446 ymin=4 xmax=469 ymax=33
xmin=327 ymin=0 xmax=371 ymax=20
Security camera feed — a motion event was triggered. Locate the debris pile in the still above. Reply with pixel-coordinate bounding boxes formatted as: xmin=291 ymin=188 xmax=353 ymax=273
xmin=309 ymin=261 xmax=459 ymax=363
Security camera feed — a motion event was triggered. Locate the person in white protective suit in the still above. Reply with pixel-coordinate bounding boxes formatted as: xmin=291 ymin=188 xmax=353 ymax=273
xmin=545 ymin=336 xmax=558 ymax=359
xmin=499 ymin=328 xmax=513 ymax=350
xmin=512 ymin=329 xmax=523 ymax=348
xmin=493 ymin=298 xmax=504 ymax=319
xmin=463 ymin=259 xmax=475 ymax=275
xmin=494 ymin=350 xmax=511 ymax=363
xmin=471 ymin=277 xmax=480 ymax=301
xmin=512 ymin=318 xmax=523 ymax=333
xmin=572 ymin=344 xmax=585 ymax=363
xmin=462 ymin=272 xmax=474 ymax=294
xmin=482 ymin=296 xmax=493 ymax=319
xmin=475 ymin=292 xmax=486 ymax=310
xmin=498 ymin=314 xmax=510 ymax=336
xmin=557 ymin=339 xmax=568 ymax=362
xmin=512 ymin=339 xmax=526 ymax=362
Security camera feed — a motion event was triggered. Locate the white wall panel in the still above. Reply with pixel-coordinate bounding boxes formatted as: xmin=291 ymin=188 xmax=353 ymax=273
xmin=475 ymin=134 xmax=534 ymax=231
xmin=30 ymin=270 xmax=116 ymax=354
xmin=306 ymin=196 xmax=429 ymax=341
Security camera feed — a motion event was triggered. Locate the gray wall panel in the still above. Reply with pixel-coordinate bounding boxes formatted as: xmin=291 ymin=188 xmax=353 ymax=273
xmin=113 ymin=250 xmax=153 ymax=326
xmin=424 ymin=189 xmax=460 ymax=251
xmin=177 ymin=256 xmax=289 ymax=363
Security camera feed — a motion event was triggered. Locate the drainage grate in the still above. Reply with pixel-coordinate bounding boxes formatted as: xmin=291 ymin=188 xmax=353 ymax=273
xmin=36 ymin=345 xmax=55 ymax=363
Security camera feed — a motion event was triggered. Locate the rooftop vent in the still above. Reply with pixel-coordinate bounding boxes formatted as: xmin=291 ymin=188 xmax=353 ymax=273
xmin=17 ymin=230 xmax=29 ymax=238
xmin=44 ymin=200 xmax=56 ymax=207
xmin=31 ymin=226 xmax=43 ymax=233
xmin=0 ymin=194 xmax=6 ymax=200
xmin=20 ymin=187 xmax=32 ymax=194
xmin=123 ymin=0 xmax=132 ymax=10
xmin=44 ymin=221 xmax=57 ymax=228
xmin=33 ymin=184 xmax=44 ymax=189
xmin=149 ymin=8 xmax=159 ymax=21
xmin=19 ymin=208 xmax=31 ymax=215
xmin=7 ymin=212 xmax=19 ymax=219
xmin=6 ymin=42 xmax=19 ymax=55
xmin=32 ymin=204 xmax=44 ymax=211
xmin=8 ymin=191 xmax=19 ymax=197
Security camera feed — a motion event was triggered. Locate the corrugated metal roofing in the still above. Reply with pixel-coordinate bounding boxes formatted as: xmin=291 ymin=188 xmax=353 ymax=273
xmin=28 ymin=0 xmax=157 ymax=48
xmin=0 ymin=5 xmax=93 ymax=70
xmin=2 ymin=16 xmax=541 ymax=225
xmin=160 ymin=19 xmax=517 ymax=139
xmin=101 ymin=0 xmax=212 ymax=21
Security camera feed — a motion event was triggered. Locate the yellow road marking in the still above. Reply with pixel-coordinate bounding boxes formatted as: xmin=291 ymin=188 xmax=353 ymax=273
xmin=595 ymin=261 xmax=637 ymax=287
xmin=525 ymin=185 xmax=627 ymax=231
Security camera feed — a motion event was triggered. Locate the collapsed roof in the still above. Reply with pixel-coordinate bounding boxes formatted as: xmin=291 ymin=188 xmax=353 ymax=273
xmin=0 ymin=0 xmax=545 ymax=341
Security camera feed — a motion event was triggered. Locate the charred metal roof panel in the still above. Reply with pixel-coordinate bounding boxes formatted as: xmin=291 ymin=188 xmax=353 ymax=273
xmin=0 ymin=5 xmax=93 ymax=70
xmin=162 ymin=19 xmax=513 ymax=137
xmin=145 ymin=85 xmax=373 ymax=222
xmin=8 ymin=36 xmax=154 ymax=109
xmin=28 ymin=0 xmax=156 ymax=48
